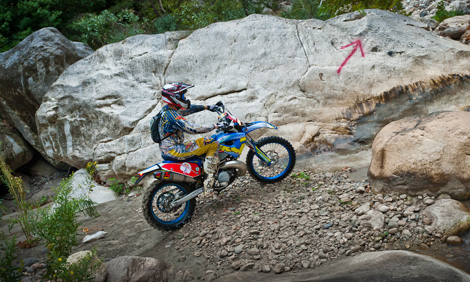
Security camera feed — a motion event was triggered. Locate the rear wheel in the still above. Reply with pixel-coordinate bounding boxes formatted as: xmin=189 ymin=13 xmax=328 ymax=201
xmin=142 ymin=182 xmax=196 ymax=231
xmin=246 ymin=136 xmax=296 ymax=183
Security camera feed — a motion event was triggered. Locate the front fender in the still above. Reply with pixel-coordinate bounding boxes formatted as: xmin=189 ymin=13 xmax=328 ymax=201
xmin=243 ymin=121 xmax=277 ymax=134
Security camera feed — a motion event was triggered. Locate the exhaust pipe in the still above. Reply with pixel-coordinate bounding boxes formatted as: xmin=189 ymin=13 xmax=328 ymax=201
xmin=218 ymin=160 xmax=247 ymax=176
xmin=171 ymin=161 xmax=246 ymax=207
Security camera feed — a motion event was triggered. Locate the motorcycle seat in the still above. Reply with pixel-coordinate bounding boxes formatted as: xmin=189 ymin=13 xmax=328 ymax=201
xmin=161 ymin=155 xmax=203 ymax=162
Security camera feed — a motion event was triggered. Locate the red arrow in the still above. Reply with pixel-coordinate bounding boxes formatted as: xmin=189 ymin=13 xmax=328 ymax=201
xmin=337 ymin=40 xmax=365 ymax=74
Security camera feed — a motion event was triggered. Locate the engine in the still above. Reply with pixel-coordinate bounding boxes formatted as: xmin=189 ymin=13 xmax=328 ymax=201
xmin=217 ymin=170 xmax=232 ymax=184
xmin=213 ymin=160 xmax=247 ymax=191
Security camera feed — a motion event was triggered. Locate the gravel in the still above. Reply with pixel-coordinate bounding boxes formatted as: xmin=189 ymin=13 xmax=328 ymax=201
xmin=164 ymin=169 xmax=448 ymax=277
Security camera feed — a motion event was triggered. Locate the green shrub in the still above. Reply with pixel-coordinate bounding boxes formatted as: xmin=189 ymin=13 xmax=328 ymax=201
xmin=176 ymin=0 xmax=253 ymax=30
xmin=71 ymin=9 xmax=143 ymax=49
xmin=54 ymin=248 xmax=102 ymax=282
xmin=152 ymin=15 xmax=178 ymax=34
xmin=432 ymin=1 xmax=465 ymax=22
xmin=284 ymin=0 xmax=403 ymax=19
xmin=0 ymin=145 xmax=34 ymax=242
xmin=31 ymin=175 xmax=99 ymax=279
xmin=0 ymin=232 xmax=23 ymax=281
xmin=282 ymin=0 xmax=320 ymax=19
xmin=108 ymin=177 xmax=136 ymax=195
xmin=0 ymin=0 xmax=107 ymax=51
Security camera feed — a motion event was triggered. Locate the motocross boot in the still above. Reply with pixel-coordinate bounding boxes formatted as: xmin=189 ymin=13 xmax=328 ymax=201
xmin=203 ymin=156 xmax=218 ymax=198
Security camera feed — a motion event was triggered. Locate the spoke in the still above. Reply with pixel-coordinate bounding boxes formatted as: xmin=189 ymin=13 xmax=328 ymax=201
xmin=152 ymin=184 xmax=187 ymax=222
xmin=253 ymin=142 xmax=290 ymax=179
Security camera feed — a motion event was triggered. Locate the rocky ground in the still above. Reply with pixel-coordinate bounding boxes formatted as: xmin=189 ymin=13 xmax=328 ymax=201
xmin=402 ymin=0 xmax=470 ymax=18
xmin=3 ymin=166 xmax=470 ymax=281
xmin=140 ymin=169 xmax=470 ymax=280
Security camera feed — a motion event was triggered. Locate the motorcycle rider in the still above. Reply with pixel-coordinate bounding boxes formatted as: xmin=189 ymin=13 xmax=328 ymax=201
xmin=156 ymin=82 xmax=220 ymax=192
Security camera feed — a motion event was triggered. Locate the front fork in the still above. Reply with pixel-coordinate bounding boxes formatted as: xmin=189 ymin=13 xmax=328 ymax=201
xmin=245 ymin=135 xmax=272 ymax=165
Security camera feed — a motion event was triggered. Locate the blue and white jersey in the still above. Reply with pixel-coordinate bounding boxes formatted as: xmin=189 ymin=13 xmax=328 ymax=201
xmin=158 ymin=104 xmax=215 ymax=151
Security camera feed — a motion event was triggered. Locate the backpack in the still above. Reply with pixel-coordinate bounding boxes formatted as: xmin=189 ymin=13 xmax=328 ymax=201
xmin=150 ymin=111 xmax=172 ymax=143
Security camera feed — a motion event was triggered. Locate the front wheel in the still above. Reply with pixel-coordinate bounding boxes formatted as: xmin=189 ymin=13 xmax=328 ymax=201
xmin=142 ymin=182 xmax=196 ymax=231
xmin=246 ymin=136 xmax=296 ymax=183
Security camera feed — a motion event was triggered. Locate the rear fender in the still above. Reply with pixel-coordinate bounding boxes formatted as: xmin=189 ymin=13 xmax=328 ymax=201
xmin=135 ymin=164 xmax=163 ymax=184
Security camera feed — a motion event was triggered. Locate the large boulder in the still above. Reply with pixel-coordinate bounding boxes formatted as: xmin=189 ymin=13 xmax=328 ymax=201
xmin=436 ymin=15 xmax=470 ymax=40
xmin=369 ymin=111 xmax=470 ymax=199
xmin=214 ymin=250 xmax=470 ymax=282
xmin=36 ymin=10 xmax=470 ymax=180
xmin=105 ymin=256 xmax=175 ymax=282
xmin=0 ymin=27 xmax=93 ymax=168
xmin=422 ymin=198 xmax=470 ymax=237
xmin=36 ymin=31 xmax=190 ymax=179
xmin=70 ymin=169 xmax=117 ymax=205
xmin=0 ymin=121 xmax=33 ymax=170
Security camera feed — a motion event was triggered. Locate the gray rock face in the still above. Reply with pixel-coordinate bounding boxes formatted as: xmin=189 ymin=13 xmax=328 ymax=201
xmin=214 ymin=251 xmax=470 ymax=282
xmin=369 ymin=111 xmax=470 ymax=199
xmin=36 ymin=10 xmax=470 ymax=180
xmin=0 ymin=122 xmax=33 ymax=170
xmin=36 ymin=32 xmax=189 ymax=176
xmin=422 ymin=199 xmax=470 ymax=237
xmin=105 ymin=256 xmax=175 ymax=282
xmin=437 ymin=15 xmax=470 ymax=40
xmin=0 ymin=27 xmax=93 ymax=168
xmin=403 ymin=0 xmax=470 ymax=22
xmin=439 ymin=26 xmax=467 ymax=39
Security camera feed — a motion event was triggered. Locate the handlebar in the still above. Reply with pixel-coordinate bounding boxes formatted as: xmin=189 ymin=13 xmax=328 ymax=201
xmin=213 ymin=101 xmax=245 ymax=132
xmin=214 ymin=101 xmax=225 ymax=114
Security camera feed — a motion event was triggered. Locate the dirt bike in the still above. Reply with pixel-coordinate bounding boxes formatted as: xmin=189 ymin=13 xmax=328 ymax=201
xmin=135 ymin=101 xmax=296 ymax=231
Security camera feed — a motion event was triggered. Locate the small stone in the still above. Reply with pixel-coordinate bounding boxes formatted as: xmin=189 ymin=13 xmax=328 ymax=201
xmin=323 ymin=223 xmax=333 ymax=229
xmin=273 ymin=263 xmax=285 ymax=274
xmin=247 ymin=248 xmax=260 ymax=256
xmin=378 ymin=205 xmax=390 ymax=213
xmin=389 ymin=228 xmax=398 ymax=234
xmin=446 ymin=236 xmax=463 ymax=246
xmin=231 ymin=260 xmax=244 ymax=270
xmin=424 ymin=226 xmax=435 ymax=234
xmin=404 ymin=208 xmax=414 ymax=216
xmin=220 ymin=237 xmax=230 ymax=246
xmin=30 ymin=263 xmax=45 ymax=270
xmin=240 ymin=262 xmax=255 ymax=271
xmin=424 ymin=198 xmax=434 ymax=206
xmin=351 ymin=245 xmax=361 ymax=253
xmin=355 ymin=202 xmax=370 ymax=215
xmin=219 ymin=250 xmax=228 ymax=258
xmin=204 ymin=270 xmax=217 ymax=281
xmin=384 ymin=197 xmax=394 ymax=202
xmin=261 ymin=265 xmax=271 ymax=273
xmin=301 ymin=260 xmax=310 ymax=269
xmin=23 ymin=258 xmax=39 ymax=267
xmin=388 ymin=219 xmax=399 ymax=228
xmin=344 ymin=233 xmax=353 ymax=239
xmin=234 ymin=244 xmax=244 ymax=254
xmin=423 ymin=217 xmax=432 ymax=225
xmin=402 ymin=229 xmax=412 ymax=237
xmin=24 ymin=267 xmax=34 ymax=273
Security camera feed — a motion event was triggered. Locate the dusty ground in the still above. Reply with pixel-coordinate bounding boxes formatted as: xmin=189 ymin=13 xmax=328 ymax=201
xmin=1 ymin=163 xmax=470 ymax=281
